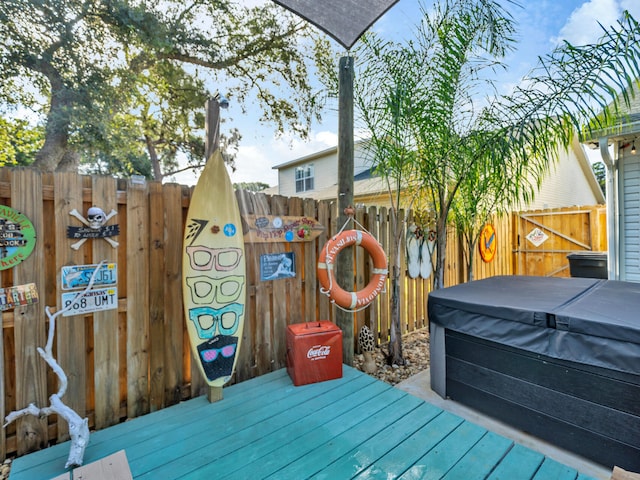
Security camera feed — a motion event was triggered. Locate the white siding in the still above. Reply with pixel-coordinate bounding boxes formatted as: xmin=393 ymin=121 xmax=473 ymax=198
xmin=276 ymin=143 xmax=372 ymax=198
xmin=525 ymin=141 xmax=603 ymax=210
xmin=620 ymin=149 xmax=640 ymax=282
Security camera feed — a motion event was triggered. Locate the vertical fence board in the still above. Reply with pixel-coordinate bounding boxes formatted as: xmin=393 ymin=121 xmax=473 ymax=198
xmin=12 ymin=169 xmax=47 ymax=454
xmin=126 ymin=181 xmax=150 ymax=418
xmin=54 ymin=172 xmax=86 ymax=442
xmin=251 ymin=193 xmax=273 ymax=376
xmin=148 ymin=183 xmax=165 ymax=411
xmin=235 ymin=190 xmax=255 ymax=383
xmin=270 ymin=195 xmax=289 ymax=370
xmin=316 ymin=200 xmax=331 ymax=322
xmin=303 ymin=198 xmax=318 ymax=326
xmin=287 ymin=197 xmax=304 ymax=326
xmin=353 ymin=207 xmax=366 ymax=349
xmin=162 ymin=184 xmax=184 ymax=404
xmin=365 ymin=206 xmax=380 ymax=342
xmin=91 ymin=176 xmax=119 ymax=430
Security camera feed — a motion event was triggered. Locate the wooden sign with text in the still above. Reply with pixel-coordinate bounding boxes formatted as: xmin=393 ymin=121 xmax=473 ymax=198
xmin=242 ymin=215 xmax=325 ymax=243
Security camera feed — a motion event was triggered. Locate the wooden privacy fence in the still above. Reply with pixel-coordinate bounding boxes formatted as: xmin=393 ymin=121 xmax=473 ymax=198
xmin=0 ymin=168 xmax=601 ymax=460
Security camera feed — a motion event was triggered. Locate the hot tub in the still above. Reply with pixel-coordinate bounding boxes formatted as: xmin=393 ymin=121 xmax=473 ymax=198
xmin=428 ymin=276 xmax=640 ymax=471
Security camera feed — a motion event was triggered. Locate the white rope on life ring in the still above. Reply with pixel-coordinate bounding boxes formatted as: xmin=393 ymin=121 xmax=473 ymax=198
xmin=317 ymin=229 xmax=388 ymax=310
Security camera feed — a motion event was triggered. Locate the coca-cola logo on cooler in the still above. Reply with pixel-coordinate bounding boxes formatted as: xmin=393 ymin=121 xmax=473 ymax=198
xmin=307 ymin=344 xmax=331 ymax=360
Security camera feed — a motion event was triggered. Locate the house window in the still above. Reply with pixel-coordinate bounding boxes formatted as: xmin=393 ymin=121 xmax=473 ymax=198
xmin=295 ymin=165 xmax=314 ymax=193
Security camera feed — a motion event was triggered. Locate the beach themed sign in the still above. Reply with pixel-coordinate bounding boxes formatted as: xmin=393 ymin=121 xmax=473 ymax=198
xmin=243 ymin=215 xmax=324 ymax=243
xmin=0 ymin=205 xmax=36 ymax=270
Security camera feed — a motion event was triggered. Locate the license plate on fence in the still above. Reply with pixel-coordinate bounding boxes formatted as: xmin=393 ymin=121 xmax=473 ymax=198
xmin=61 ymin=287 xmax=118 ymax=316
xmin=61 ymin=263 xmax=117 ymax=290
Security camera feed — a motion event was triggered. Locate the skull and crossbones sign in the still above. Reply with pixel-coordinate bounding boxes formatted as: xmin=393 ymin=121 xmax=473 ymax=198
xmin=68 ymin=207 xmax=119 ymax=250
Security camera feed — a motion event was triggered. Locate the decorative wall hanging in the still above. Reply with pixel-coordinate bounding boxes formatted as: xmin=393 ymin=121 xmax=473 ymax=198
xmin=182 ymin=149 xmax=246 ymax=388
xmin=0 ymin=205 xmax=36 ymax=270
xmin=67 ymin=207 xmax=119 ymax=250
xmin=260 ymin=252 xmax=296 ymax=281
xmin=526 ymin=227 xmax=549 ymax=247
xmin=61 ymin=263 xmax=117 ymax=290
xmin=242 ymin=215 xmax=324 ymax=243
xmin=479 ymin=223 xmax=497 ymax=263
xmin=0 ymin=283 xmax=39 ymax=311
xmin=60 ymin=262 xmax=118 ymax=316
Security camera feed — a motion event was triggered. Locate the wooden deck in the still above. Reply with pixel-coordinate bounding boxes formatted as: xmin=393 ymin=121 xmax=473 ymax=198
xmin=10 ymin=366 xmax=600 ymax=480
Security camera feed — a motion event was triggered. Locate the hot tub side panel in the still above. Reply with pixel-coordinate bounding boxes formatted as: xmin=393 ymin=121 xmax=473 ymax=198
xmin=444 ymin=330 xmax=640 ymax=472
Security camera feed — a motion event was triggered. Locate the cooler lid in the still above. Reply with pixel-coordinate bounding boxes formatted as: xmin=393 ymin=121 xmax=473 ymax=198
xmin=287 ymin=321 xmax=341 ymax=336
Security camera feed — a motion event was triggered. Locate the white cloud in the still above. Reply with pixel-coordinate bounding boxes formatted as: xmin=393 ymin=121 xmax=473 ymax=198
xmin=620 ymin=0 xmax=640 ymax=18
xmin=553 ymin=0 xmax=622 ymax=46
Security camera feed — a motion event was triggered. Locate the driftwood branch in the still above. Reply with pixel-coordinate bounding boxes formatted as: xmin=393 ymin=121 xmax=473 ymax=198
xmin=4 ymin=261 xmax=108 ymax=468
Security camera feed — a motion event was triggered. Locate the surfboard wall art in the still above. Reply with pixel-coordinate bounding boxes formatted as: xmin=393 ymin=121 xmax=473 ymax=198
xmin=183 ymin=150 xmax=246 ymax=387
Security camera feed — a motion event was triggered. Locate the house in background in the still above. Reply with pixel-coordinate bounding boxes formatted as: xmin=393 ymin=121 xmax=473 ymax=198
xmin=268 ymin=137 xmax=604 ymax=211
xmin=584 ymin=85 xmax=640 ymax=282
xmin=266 ymin=140 xmax=390 ymax=205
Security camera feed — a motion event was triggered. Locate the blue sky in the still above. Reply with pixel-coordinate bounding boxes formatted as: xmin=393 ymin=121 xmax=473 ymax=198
xmin=172 ymin=0 xmax=640 ymax=187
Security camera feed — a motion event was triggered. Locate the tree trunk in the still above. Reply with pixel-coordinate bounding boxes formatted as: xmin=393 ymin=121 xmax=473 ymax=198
xmin=32 ymin=75 xmax=74 ymax=172
xmin=33 ymin=127 xmax=68 ymax=171
xmin=387 ymin=207 xmax=404 ymax=366
xmin=433 ymin=214 xmax=448 ymax=290
xmin=146 ymin=135 xmax=163 ymax=181
xmin=57 ymin=150 xmax=80 ymax=172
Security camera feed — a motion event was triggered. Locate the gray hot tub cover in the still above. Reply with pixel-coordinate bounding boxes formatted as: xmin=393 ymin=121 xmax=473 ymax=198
xmin=427 ymin=276 xmax=640 ymax=375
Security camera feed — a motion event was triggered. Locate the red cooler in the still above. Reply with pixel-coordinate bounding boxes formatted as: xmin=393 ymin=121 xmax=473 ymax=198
xmin=286 ymin=321 xmax=343 ymax=386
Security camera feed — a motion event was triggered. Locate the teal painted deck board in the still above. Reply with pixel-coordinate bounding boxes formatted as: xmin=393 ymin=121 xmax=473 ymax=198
xmin=533 ymin=457 xmax=586 ymax=480
xmin=398 ymin=421 xmax=488 ymax=480
xmin=10 ymin=368 xmax=291 ymax=476
xmin=9 ymin=366 xmax=600 ymax=480
xmin=141 ymin=374 xmax=383 ymax=479
xmin=269 ymin=400 xmax=443 ymax=480
xmin=225 ymin=386 xmax=411 ymax=479
xmin=486 ymin=443 xmax=545 ymax=480
xmin=175 ymin=374 xmax=384 ymax=479
xmin=320 ymin=410 xmax=464 ymax=480
xmin=442 ymin=431 xmax=513 ymax=480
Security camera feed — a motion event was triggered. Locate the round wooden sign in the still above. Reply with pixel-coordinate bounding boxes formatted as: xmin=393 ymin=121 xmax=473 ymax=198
xmin=479 ymin=223 xmax=497 ymax=263
xmin=0 ymin=205 xmax=36 ymax=270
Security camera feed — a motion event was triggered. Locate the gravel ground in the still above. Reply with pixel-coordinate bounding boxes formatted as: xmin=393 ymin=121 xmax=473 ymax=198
xmin=0 ymin=459 xmax=11 ymax=480
xmin=353 ymin=327 xmax=430 ymax=385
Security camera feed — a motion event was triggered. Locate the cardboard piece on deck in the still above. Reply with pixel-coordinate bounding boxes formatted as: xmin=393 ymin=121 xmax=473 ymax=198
xmin=71 ymin=450 xmax=132 ymax=480
xmin=611 ymin=466 xmax=640 ymax=480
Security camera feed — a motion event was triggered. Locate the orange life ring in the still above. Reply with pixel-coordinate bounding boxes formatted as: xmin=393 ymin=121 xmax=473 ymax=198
xmin=317 ymin=230 xmax=388 ymax=309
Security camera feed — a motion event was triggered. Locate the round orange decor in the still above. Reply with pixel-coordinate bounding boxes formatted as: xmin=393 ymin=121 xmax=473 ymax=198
xmin=317 ymin=230 xmax=388 ymax=309
xmin=479 ymin=224 xmax=497 ymax=263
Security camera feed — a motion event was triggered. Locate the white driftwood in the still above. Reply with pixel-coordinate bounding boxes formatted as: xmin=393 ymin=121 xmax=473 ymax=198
xmin=4 ymin=261 xmax=108 ymax=468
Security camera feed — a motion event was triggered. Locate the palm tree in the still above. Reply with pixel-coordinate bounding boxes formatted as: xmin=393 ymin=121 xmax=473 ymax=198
xmin=351 ymin=0 xmax=640 ymax=365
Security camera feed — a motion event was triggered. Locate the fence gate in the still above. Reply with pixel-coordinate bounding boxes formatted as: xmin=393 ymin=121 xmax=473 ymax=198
xmin=513 ymin=206 xmax=606 ymax=277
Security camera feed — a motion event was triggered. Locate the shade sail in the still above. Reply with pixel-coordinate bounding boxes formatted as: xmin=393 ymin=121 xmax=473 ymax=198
xmin=272 ymin=0 xmax=399 ymax=49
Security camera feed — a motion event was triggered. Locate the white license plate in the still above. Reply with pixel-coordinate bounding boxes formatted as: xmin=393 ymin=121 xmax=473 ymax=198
xmin=61 ymin=287 xmax=118 ymax=316
xmin=61 ymin=263 xmax=117 ymax=290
